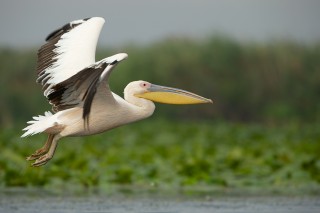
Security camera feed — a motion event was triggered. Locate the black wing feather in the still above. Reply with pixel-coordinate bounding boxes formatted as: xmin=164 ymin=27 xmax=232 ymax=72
xmin=48 ymin=62 xmax=107 ymax=113
xmin=82 ymin=77 xmax=100 ymax=128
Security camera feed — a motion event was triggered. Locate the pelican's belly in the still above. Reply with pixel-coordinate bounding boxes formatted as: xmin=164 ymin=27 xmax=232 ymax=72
xmin=58 ymin=101 xmax=144 ymax=137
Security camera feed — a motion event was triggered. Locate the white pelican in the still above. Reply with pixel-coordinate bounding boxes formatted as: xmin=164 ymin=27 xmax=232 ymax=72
xmin=21 ymin=17 xmax=212 ymax=167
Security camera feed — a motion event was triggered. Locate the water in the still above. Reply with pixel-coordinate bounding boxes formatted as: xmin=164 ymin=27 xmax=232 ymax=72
xmin=1 ymin=188 xmax=319 ymax=213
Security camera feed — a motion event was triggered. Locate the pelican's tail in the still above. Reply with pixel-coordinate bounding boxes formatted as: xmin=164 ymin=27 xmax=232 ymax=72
xmin=21 ymin=111 xmax=57 ymax=137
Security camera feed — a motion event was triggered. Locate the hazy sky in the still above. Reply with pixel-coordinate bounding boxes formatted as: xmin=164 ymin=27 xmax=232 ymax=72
xmin=1 ymin=0 xmax=320 ymax=48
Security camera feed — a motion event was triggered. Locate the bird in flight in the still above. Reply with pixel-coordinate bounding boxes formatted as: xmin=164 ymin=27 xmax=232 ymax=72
xmin=21 ymin=17 xmax=212 ymax=167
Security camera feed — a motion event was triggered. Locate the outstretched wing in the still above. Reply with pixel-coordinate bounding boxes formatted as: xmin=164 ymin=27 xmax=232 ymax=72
xmin=36 ymin=17 xmax=105 ymax=97
xmin=47 ymin=53 xmax=128 ymax=125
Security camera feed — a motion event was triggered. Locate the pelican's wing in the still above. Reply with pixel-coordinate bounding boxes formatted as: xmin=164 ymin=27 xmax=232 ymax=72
xmin=36 ymin=17 xmax=105 ymax=97
xmin=47 ymin=53 xmax=128 ymax=125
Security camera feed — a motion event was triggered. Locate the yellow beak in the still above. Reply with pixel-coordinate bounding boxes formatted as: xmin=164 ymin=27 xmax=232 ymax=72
xmin=135 ymin=84 xmax=213 ymax=104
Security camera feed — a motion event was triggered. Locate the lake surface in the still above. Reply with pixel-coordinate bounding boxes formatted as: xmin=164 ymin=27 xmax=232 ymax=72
xmin=1 ymin=188 xmax=319 ymax=213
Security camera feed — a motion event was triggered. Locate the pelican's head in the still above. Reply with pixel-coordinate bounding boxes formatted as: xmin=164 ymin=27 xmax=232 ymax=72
xmin=125 ymin=80 xmax=212 ymax=105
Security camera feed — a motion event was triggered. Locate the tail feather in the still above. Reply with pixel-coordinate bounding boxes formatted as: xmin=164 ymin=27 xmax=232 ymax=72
xmin=21 ymin=111 xmax=56 ymax=137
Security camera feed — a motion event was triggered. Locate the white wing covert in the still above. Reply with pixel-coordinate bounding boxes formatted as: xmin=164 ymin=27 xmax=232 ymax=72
xmin=36 ymin=17 xmax=105 ymax=97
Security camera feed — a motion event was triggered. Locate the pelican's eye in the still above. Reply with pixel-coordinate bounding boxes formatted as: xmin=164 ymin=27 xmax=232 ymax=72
xmin=140 ymin=82 xmax=149 ymax=88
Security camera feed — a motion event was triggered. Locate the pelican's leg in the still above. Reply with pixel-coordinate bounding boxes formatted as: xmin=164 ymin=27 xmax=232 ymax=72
xmin=26 ymin=134 xmax=54 ymax=161
xmin=32 ymin=135 xmax=60 ymax=167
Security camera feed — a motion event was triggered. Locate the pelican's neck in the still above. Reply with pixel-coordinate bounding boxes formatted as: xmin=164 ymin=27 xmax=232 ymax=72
xmin=124 ymin=93 xmax=155 ymax=117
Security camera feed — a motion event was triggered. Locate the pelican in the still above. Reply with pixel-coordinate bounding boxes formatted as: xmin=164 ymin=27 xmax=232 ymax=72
xmin=21 ymin=17 xmax=212 ymax=167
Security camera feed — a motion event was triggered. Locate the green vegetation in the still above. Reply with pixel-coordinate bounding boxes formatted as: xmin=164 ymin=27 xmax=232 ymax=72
xmin=1 ymin=120 xmax=319 ymax=194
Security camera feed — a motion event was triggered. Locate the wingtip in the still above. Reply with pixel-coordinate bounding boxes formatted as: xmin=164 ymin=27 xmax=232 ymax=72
xmin=103 ymin=53 xmax=128 ymax=64
xmin=118 ymin=53 xmax=128 ymax=61
xmin=45 ymin=17 xmax=105 ymax=41
xmin=87 ymin=17 xmax=105 ymax=24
